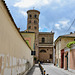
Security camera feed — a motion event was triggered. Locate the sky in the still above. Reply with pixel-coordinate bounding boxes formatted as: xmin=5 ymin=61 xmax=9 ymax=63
xmin=5 ymin=0 xmax=75 ymax=40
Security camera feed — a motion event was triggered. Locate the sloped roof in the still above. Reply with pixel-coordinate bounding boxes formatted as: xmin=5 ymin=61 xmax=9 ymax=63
xmin=55 ymin=33 xmax=75 ymax=43
xmin=60 ymin=33 xmax=75 ymax=37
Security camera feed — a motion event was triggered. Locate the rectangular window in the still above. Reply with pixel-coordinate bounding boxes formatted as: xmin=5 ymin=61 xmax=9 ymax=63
xmin=31 ymin=51 xmax=36 ymax=55
xmin=50 ymin=54 xmax=53 ymax=59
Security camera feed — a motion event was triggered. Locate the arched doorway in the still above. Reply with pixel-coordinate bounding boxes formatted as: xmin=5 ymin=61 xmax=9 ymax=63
xmin=39 ymin=49 xmax=47 ymax=63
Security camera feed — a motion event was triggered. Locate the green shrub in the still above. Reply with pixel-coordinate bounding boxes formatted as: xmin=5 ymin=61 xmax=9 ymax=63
xmin=26 ymin=40 xmax=29 ymax=45
xmin=26 ymin=40 xmax=32 ymax=50
xmin=67 ymin=41 xmax=75 ymax=48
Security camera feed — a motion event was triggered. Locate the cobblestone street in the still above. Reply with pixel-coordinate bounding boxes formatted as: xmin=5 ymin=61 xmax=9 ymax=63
xmin=26 ymin=63 xmax=75 ymax=75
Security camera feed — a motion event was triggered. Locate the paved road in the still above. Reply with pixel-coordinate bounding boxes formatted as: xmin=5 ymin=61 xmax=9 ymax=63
xmin=26 ymin=63 xmax=75 ymax=75
xmin=42 ymin=63 xmax=75 ymax=75
xmin=26 ymin=64 xmax=41 ymax=75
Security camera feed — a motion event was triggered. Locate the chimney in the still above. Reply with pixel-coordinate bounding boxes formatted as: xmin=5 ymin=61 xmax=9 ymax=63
xmin=70 ymin=32 xmax=72 ymax=34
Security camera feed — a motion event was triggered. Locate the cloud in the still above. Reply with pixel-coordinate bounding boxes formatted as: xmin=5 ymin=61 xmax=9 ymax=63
xmin=71 ymin=27 xmax=75 ymax=31
xmin=59 ymin=20 xmax=70 ymax=28
xmin=14 ymin=0 xmax=70 ymax=9
xmin=55 ymin=24 xmax=60 ymax=30
xmin=20 ymin=11 xmax=27 ymax=18
xmin=55 ymin=19 xmax=70 ymax=30
xmin=5 ymin=0 xmax=75 ymax=40
xmin=39 ymin=23 xmax=52 ymax=32
xmin=39 ymin=27 xmax=42 ymax=30
xmin=14 ymin=0 xmax=50 ymax=8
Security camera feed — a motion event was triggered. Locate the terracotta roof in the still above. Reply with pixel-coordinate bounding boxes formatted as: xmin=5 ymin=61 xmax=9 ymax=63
xmin=1 ymin=0 xmax=33 ymax=51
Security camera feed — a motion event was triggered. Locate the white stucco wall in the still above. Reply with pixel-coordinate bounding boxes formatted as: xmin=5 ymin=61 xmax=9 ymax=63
xmin=0 ymin=1 xmax=33 ymax=75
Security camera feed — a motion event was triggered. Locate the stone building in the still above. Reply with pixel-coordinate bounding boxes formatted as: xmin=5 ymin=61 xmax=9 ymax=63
xmin=27 ymin=10 xmax=40 ymax=60
xmin=39 ymin=32 xmax=54 ymax=63
xmin=24 ymin=9 xmax=54 ymax=63
xmin=55 ymin=33 xmax=75 ymax=68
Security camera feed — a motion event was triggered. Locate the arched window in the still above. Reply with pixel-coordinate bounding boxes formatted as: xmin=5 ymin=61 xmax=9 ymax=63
xmin=34 ymin=14 xmax=37 ymax=18
xmin=34 ymin=20 xmax=37 ymax=24
xmin=28 ymin=26 xmax=31 ymax=29
xmin=34 ymin=27 xmax=37 ymax=29
xmin=40 ymin=50 xmax=46 ymax=53
xmin=29 ymin=14 xmax=32 ymax=18
xmin=42 ymin=38 xmax=45 ymax=43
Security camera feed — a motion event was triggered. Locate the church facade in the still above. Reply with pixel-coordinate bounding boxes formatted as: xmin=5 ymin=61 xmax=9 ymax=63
xmin=39 ymin=32 xmax=54 ymax=63
xmin=22 ymin=9 xmax=54 ymax=63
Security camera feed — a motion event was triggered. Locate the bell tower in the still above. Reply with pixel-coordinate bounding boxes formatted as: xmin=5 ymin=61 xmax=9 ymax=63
xmin=27 ymin=10 xmax=40 ymax=32
xmin=27 ymin=9 xmax=40 ymax=60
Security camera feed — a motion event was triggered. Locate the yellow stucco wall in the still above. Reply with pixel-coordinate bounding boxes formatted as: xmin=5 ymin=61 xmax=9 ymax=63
xmin=21 ymin=33 xmax=35 ymax=51
xmin=0 ymin=1 xmax=33 ymax=75
xmin=61 ymin=38 xmax=75 ymax=49
xmin=55 ymin=37 xmax=75 ymax=67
